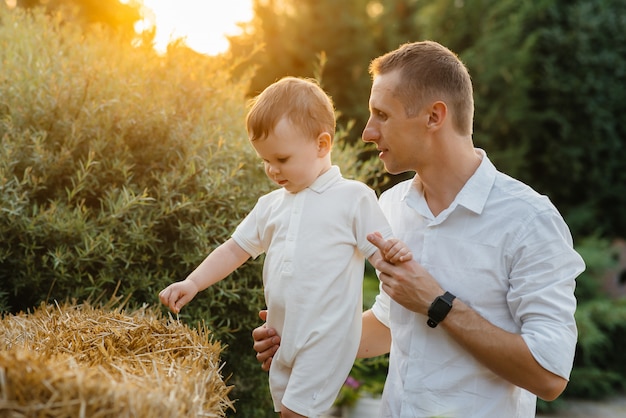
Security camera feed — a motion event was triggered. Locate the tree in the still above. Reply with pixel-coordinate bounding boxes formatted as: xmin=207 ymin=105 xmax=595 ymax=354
xmin=15 ymin=0 xmax=141 ymax=37
xmin=518 ymin=0 xmax=626 ymax=238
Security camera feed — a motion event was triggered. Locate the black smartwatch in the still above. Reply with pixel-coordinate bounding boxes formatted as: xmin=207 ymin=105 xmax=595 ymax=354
xmin=427 ymin=291 xmax=456 ymax=328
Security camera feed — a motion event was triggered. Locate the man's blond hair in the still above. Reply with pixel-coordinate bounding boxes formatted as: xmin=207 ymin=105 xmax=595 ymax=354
xmin=369 ymin=41 xmax=474 ymax=136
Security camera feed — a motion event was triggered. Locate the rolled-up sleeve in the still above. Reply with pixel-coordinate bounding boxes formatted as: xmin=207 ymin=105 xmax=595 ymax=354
xmin=508 ymin=209 xmax=585 ymax=379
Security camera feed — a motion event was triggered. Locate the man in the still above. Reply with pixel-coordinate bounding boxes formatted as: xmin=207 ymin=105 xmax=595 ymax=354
xmin=253 ymin=41 xmax=585 ymax=417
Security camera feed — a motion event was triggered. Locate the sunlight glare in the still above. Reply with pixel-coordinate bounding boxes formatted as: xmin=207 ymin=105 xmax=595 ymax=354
xmin=137 ymin=0 xmax=253 ymax=56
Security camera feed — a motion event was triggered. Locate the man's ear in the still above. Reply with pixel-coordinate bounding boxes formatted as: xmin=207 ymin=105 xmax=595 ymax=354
xmin=316 ymin=132 xmax=333 ymax=157
xmin=426 ymin=101 xmax=447 ymax=130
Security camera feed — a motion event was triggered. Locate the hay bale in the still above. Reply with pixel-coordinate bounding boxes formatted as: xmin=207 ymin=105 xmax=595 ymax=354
xmin=0 ymin=301 xmax=233 ymax=417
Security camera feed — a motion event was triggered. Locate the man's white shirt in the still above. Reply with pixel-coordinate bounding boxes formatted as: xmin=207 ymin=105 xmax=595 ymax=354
xmin=372 ymin=150 xmax=585 ymax=418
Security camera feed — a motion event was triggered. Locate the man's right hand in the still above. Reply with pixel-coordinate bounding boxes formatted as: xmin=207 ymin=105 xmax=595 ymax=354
xmin=252 ymin=310 xmax=280 ymax=372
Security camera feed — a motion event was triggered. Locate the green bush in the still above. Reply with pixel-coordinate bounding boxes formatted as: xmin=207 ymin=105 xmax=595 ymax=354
xmin=0 ymin=6 xmax=274 ymax=417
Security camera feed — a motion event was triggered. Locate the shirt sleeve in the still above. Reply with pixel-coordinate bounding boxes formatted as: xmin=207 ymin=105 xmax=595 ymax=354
xmin=231 ymin=202 xmax=264 ymax=259
xmin=508 ymin=209 xmax=585 ymax=380
xmin=354 ymin=186 xmax=394 ymax=259
xmin=371 ymin=282 xmax=392 ymax=329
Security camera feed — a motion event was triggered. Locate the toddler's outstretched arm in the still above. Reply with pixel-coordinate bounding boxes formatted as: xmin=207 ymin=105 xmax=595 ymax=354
xmin=159 ymin=238 xmax=250 ymax=313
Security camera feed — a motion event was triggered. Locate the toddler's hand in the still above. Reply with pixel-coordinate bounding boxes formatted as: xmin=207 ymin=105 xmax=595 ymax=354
xmin=369 ymin=231 xmax=413 ymax=264
xmin=383 ymin=238 xmax=413 ymax=263
xmin=159 ymin=279 xmax=199 ymax=314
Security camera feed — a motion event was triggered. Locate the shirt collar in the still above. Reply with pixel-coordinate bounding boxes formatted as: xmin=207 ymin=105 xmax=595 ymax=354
xmin=403 ymin=149 xmax=496 ymax=216
xmin=308 ymin=165 xmax=342 ymax=193
xmin=454 ymin=149 xmax=496 ymax=215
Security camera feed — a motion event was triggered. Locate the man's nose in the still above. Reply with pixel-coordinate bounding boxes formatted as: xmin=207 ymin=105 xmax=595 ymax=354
xmin=362 ymin=120 xmax=378 ymax=143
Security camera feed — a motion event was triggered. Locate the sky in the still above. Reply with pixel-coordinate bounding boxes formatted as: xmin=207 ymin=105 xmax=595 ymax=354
xmin=137 ymin=0 xmax=254 ymax=55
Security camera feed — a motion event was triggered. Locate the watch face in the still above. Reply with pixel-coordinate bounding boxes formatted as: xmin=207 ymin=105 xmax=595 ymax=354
xmin=427 ymin=293 xmax=455 ymax=328
xmin=429 ymin=298 xmax=450 ymax=322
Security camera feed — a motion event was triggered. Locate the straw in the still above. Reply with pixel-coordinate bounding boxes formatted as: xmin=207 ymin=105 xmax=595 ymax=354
xmin=0 ymin=300 xmax=233 ymax=417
